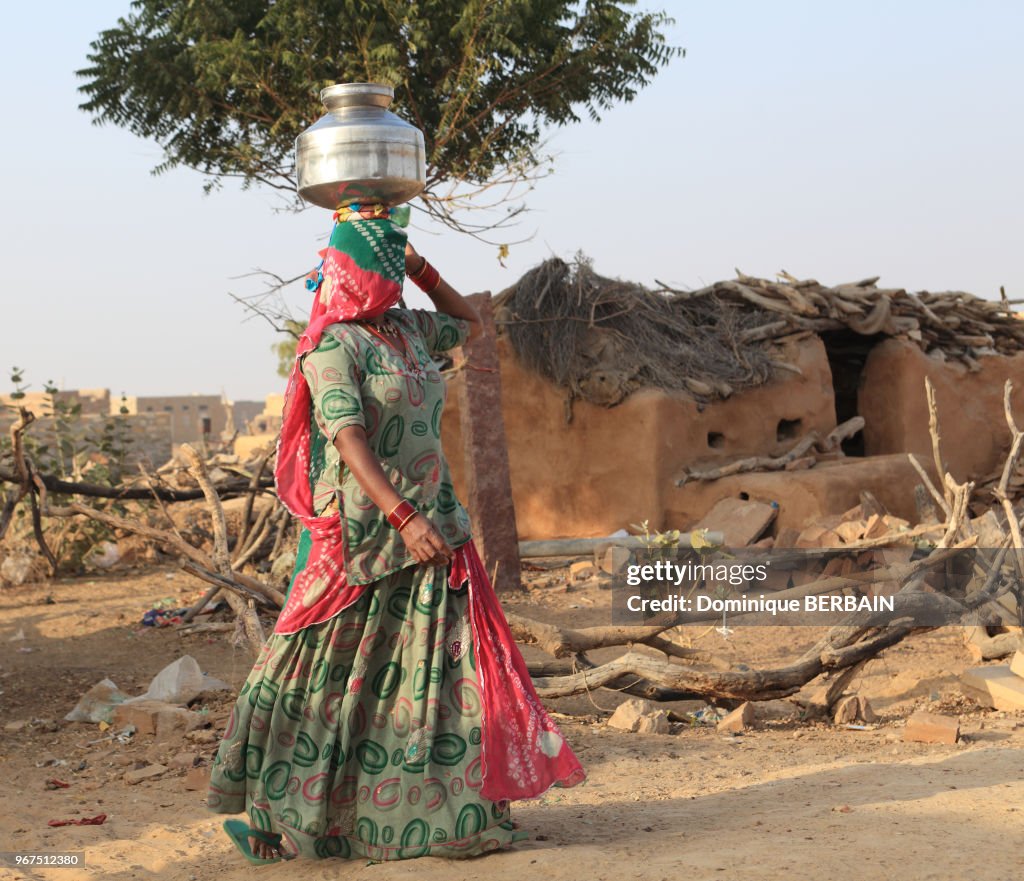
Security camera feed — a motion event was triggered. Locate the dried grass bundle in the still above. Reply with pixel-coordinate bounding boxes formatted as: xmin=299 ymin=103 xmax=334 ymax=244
xmin=494 ymin=257 xmax=777 ymax=412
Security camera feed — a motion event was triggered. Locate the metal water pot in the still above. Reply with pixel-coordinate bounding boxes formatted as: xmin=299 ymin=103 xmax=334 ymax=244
xmin=295 ymin=82 xmax=426 ymax=210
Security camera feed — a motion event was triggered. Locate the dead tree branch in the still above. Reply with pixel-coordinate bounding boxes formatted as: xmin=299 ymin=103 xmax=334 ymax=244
xmin=181 ymin=444 xmax=265 ymax=655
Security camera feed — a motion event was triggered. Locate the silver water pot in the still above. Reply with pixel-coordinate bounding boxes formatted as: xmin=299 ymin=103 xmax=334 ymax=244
xmin=295 ymin=82 xmax=426 ymax=210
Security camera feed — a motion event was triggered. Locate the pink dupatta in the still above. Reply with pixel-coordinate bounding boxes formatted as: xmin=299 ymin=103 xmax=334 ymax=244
xmin=271 ymin=216 xmax=584 ymax=801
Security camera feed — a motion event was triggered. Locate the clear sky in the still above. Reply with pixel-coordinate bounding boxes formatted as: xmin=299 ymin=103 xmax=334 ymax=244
xmin=2 ymin=1 xmax=1021 ymax=402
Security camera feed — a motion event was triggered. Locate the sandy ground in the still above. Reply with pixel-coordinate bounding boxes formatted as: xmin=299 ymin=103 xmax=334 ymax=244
xmin=1 ymin=564 xmax=1022 ymax=881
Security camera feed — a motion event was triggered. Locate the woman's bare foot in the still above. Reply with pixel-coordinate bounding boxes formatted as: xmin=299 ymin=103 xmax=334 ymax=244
xmin=249 ymin=834 xmax=284 ymax=860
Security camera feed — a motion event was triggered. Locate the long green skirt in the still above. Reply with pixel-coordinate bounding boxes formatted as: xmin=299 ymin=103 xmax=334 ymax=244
xmin=206 ymin=549 xmax=529 ymax=860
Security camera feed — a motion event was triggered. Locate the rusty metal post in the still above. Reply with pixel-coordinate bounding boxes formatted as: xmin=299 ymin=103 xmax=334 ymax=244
xmin=456 ymin=292 xmax=523 ymax=593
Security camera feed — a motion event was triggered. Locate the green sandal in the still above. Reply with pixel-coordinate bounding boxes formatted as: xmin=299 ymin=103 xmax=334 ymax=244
xmin=222 ymin=819 xmax=285 ymax=864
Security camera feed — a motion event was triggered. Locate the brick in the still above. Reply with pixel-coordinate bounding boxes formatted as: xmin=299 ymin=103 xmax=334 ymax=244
xmin=961 ymin=665 xmax=1024 ymax=711
xmin=795 ymin=526 xmax=843 ymax=549
xmin=124 ymin=763 xmax=167 ymax=785
xmin=1009 ymin=651 xmax=1024 ymax=680
xmin=834 ymin=520 xmax=866 ymax=543
xmin=903 ymin=711 xmax=959 ymax=744
xmin=857 ymin=696 xmax=878 ymax=723
xmin=113 ymin=700 xmax=204 ymax=740
xmin=600 ymin=545 xmax=633 ymax=575
xmin=569 ymin=561 xmax=596 ymax=581
xmin=832 ymin=695 xmax=859 ymax=725
xmin=693 ymin=498 xmax=776 ymax=546
xmin=607 ymin=698 xmax=664 ymax=733
xmin=634 ymin=710 xmax=670 ymax=735
xmin=863 ymin=514 xmax=888 ymax=539
xmin=114 ymin=702 xmax=160 ymax=735
xmin=717 ymin=702 xmax=755 ymax=734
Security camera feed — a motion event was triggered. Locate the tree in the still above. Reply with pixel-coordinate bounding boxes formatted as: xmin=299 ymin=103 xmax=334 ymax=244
xmin=271 ymin=319 xmax=307 ymax=377
xmin=78 ymin=0 xmax=681 ymax=235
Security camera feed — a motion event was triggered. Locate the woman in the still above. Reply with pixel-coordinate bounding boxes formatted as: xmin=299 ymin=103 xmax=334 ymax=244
xmin=207 ymin=205 xmax=585 ymax=863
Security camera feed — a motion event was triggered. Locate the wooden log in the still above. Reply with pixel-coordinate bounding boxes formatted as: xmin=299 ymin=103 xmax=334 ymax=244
xmin=457 ymin=293 xmax=523 ymax=593
xmin=505 ymin=612 xmax=677 ymax=659
xmin=181 ymin=444 xmax=265 ymax=656
xmin=530 ymin=625 xmax=915 ymax=701
xmin=518 ymin=533 xmax=724 ymax=558
xmin=0 ymin=467 xmax=275 ymax=502
xmin=0 ymin=408 xmax=35 ymax=541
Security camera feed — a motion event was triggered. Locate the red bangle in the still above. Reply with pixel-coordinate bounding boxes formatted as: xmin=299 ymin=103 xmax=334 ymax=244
xmin=386 ymin=499 xmax=418 ymax=530
xmin=409 ymin=259 xmax=441 ymax=294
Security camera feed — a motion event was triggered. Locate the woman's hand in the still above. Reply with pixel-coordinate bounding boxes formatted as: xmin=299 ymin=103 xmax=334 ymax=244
xmin=400 ymin=513 xmax=453 ymax=566
xmin=401 ymin=240 xmax=481 ymax=340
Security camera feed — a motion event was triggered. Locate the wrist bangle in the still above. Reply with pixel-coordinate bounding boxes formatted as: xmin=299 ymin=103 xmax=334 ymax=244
xmin=410 ymin=260 xmax=441 ymax=294
xmin=386 ymin=499 xmax=417 ymax=530
xmin=397 ymin=510 xmax=419 ymax=531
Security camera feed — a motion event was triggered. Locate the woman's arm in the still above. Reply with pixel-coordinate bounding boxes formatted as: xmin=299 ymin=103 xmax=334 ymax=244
xmin=333 ymin=425 xmax=453 ymax=566
xmin=348 ymin=205 xmax=481 ymax=340
xmin=404 ymin=243 xmax=482 ymax=341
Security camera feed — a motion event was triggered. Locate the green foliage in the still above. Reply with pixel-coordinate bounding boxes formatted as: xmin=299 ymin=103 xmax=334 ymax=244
xmin=630 ymin=518 xmax=681 ymax=554
xmin=77 ymin=0 xmax=681 ymax=215
xmin=7 ymin=367 xmax=27 ymax=402
xmin=43 ymin=380 xmax=81 ymax=478
xmin=271 ymin=319 xmax=306 ymax=378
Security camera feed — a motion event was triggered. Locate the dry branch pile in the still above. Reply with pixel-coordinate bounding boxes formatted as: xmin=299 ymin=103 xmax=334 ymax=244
xmin=495 ymin=257 xmax=1024 ymax=409
xmin=690 ymin=271 xmax=1024 ymax=365
xmin=0 ymin=411 xmax=292 ymax=655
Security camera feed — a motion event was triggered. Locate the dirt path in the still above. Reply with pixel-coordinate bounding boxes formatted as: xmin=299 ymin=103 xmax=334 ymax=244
xmin=1 ymin=567 xmax=1021 ymax=881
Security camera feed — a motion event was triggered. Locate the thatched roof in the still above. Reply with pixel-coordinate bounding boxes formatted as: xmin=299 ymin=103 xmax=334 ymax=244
xmin=494 ymin=256 xmax=1023 ymax=409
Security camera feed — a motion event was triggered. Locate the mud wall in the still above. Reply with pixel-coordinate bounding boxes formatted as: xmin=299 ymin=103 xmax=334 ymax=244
xmin=443 ymin=334 xmax=838 ymax=540
xmin=859 ymin=339 xmax=1024 ymax=482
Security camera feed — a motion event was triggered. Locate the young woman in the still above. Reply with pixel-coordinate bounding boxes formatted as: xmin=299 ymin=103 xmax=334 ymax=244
xmin=207 ymin=206 xmax=584 ymax=863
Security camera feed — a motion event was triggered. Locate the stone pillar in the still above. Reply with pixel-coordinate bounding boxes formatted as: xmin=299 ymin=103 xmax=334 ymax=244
xmin=456 ymin=292 xmax=523 ymax=593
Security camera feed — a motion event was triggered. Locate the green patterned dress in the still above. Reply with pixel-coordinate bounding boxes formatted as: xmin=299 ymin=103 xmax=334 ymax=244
xmin=207 ymin=309 xmax=529 ymax=860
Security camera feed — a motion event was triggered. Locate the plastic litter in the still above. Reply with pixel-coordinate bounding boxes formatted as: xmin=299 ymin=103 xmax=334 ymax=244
xmin=64 ymin=678 xmax=129 ymax=723
xmin=125 ymin=656 xmax=204 ymax=705
xmin=87 ymin=541 xmax=120 ymax=569
xmin=48 ymin=814 xmax=106 ymax=827
xmin=0 ymin=553 xmax=33 ymax=585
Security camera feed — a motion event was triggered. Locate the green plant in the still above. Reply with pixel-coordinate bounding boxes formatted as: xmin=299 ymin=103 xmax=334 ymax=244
xmin=77 ymin=0 xmax=681 ymax=238
xmin=43 ymin=380 xmax=82 ymax=478
xmin=630 ymin=518 xmax=681 ymax=556
xmin=7 ymin=367 xmax=27 ymax=402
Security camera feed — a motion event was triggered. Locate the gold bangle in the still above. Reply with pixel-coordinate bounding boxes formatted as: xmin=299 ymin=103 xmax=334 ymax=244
xmin=397 ymin=510 xmax=419 ymax=531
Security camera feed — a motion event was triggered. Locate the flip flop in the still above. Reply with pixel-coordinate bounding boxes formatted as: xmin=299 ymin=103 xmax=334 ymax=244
xmin=222 ymin=819 xmax=284 ymax=864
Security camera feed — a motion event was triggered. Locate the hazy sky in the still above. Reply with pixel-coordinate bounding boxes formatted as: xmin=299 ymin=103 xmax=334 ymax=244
xmin=2 ymin=2 xmax=1021 ymax=401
